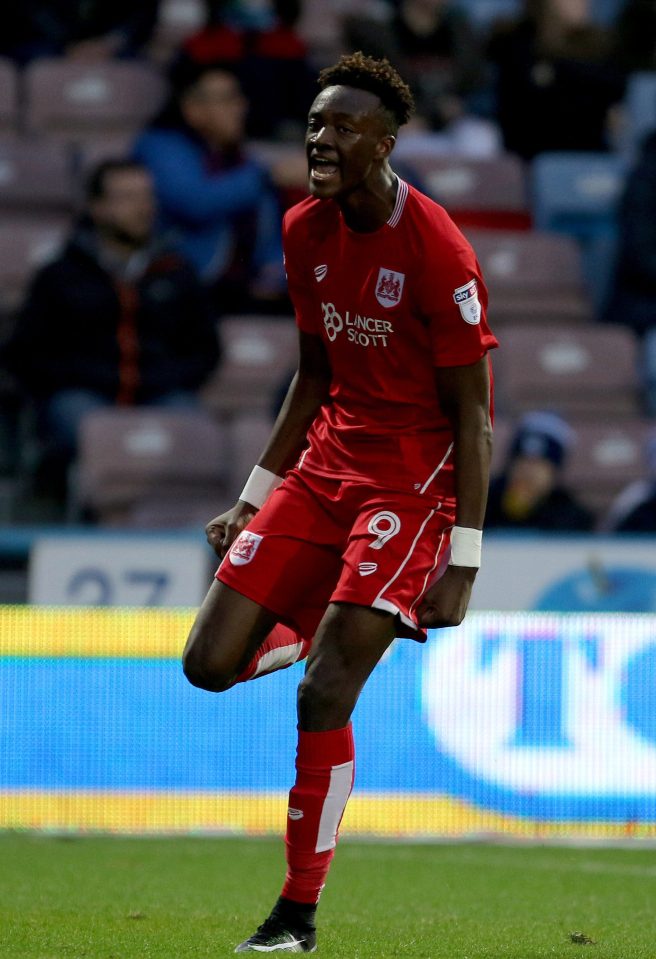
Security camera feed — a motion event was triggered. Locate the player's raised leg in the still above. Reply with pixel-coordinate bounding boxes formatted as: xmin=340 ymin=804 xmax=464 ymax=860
xmin=235 ymin=602 xmax=395 ymax=953
xmin=182 ymin=579 xmax=281 ymax=692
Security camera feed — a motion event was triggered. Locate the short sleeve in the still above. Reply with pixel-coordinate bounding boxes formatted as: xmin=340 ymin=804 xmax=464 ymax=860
xmin=415 ymin=224 xmax=498 ymax=367
xmin=282 ymin=211 xmax=318 ymax=335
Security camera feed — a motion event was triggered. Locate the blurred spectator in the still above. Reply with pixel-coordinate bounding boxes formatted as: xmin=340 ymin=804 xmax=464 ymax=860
xmin=610 ymin=0 xmax=656 ymax=73
xmin=600 ymin=430 xmax=656 ymax=532
xmin=2 ymin=160 xmax=219 ymax=501
xmin=133 ymin=62 xmax=287 ymax=314
xmin=182 ymin=0 xmax=316 ymax=139
xmin=0 ymin=1 xmax=160 ymax=65
xmin=604 ymin=130 xmax=656 ymax=339
xmin=486 ymin=411 xmax=594 ymax=531
xmin=343 ymin=0 xmax=499 ymax=155
xmin=487 ymin=0 xmax=625 ymax=159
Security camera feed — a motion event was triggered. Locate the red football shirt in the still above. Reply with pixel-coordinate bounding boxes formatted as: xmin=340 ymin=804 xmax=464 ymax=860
xmin=282 ymin=178 xmax=498 ymax=496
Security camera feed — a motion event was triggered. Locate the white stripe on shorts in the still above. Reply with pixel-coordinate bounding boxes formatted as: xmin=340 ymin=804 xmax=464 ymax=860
xmin=373 ymin=507 xmax=438 ymax=617
xmin=419 ymin=442 xmax=453 ymax=495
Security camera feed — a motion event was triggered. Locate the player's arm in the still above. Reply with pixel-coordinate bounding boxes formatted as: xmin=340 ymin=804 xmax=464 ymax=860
xmin=417 ymin=355 xmax=492 ymax=628
xmin=206 ymin=330 xmax=331 ymax=557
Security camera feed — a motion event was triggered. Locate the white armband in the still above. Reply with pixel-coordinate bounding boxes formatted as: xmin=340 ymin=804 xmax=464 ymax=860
xmin=239 ymin=466 xmax=283 ymax=510
xmin=448 ymin=526 xmax=482 ymax=568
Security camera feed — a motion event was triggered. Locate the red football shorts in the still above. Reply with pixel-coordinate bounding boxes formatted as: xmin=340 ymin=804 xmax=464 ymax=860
xmin=216 ymin=468 xmax=455 ymax=641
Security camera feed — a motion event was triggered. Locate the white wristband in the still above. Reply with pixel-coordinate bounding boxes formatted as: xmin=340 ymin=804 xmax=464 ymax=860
xmin=239 ymin=466 xmax=283 ymax=510
xmin=448 ymin=526 xmax=482 ymax=568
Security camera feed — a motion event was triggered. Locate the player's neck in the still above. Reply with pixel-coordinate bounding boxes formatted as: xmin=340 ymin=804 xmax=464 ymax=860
xmin=338 ymin=165 xmax=398 ymax=233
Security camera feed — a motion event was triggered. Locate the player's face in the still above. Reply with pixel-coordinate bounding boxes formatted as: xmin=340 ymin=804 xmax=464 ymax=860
xmin=305 ymin=86 xmax=394 ymax=200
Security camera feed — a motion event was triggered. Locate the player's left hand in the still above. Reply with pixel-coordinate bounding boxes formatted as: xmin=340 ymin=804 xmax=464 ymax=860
xmin=416 ymin=565 xmax=477 ymax=628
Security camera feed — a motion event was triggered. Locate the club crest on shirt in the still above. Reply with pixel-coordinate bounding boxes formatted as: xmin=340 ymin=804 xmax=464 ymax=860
xmin=229 ymin=531 xmax=263 ymax=566
xmin=375 ymin=268 xmax=405 ymax=308
xmin=453 ymin=278 xmax=481 ymax=325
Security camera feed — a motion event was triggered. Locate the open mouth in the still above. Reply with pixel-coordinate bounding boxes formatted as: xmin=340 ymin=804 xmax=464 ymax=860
xmin=310 ymin=157 xmax=340 ymax=182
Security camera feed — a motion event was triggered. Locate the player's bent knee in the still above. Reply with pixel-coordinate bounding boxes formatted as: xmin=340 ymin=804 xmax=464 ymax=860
xmin=181 ymin=641 xmax=237 ymax=693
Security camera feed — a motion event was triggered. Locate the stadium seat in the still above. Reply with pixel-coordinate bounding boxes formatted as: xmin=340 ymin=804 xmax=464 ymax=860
xmin=0 ymin=219 xmax=69 ymax=316
xmin=493 ymin=323 xmax=640 ymax=420
xmin=24 ymin=60 xmax=167 ymax=147
xmin=464 ymin=229 xmax=593 ymax=325
xmin=201 ymin=316 xmax=298 ymax=417
xmin=0 ymin=59 xmax=18 ymax=135
xmin=75 ymin=408 xmax=231 ymax=526
xmin=455 ymin=0 xmax=521 ymax=31
xmin=78 ymin=133 xmax=142 ymax=175
xmin=246 ymin=140 xmax=308 ymax=209
xmin=0 ymin=140 xmax=75 ymax=217
xmin=623 ymin=72 xmax=656 ymax=156
xmin=531 ymin=151 xmax=626 ymax=243
xmin=225 ymin=410 xmax=276 ymax=503
xmin=403 ymin=153 xmax=531 ymax=230
xmin=149 ymin=0 xmax=205 ymax=64
xmin=565 ymin=417 xmax=652 ymax=516
xmin=589 ymin=0 xmax=626 ymax=24
xmin=643 ymin=327 xmax=656 ymax=417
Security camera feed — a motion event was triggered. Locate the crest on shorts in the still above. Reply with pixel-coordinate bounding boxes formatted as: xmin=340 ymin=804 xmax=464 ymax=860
xmin=453 ymin=278 xmax=481 ymax=325
xmin=229 ymin=531 xmax=263 ymax=566
xmin=375 ymin=268 xmax=405 ymax=308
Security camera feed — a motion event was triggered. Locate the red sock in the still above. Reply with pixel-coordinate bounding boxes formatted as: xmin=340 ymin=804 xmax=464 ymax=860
xmin=233 ymin=624 xmax=311 ymax=685
xmin=281 ymin=724 xmax=355 ymax=904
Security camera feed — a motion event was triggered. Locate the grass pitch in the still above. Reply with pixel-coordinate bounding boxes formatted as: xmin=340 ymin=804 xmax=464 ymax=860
xmin=2 ymin=834 xmax=656 ymax=958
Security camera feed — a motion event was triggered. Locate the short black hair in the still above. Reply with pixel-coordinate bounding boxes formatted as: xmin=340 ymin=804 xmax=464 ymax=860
xmin=86 ymin=159 xmax=148 ymax=201
xmin=317 ymin=52 xmax=415 ymax=132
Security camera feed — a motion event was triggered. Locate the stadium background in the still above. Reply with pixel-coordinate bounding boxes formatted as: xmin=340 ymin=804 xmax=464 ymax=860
xmin=2 ymin=0 xmax=656 ymax=844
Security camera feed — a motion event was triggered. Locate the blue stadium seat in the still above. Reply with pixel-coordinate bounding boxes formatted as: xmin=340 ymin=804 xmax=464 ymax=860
xmin=643 ymin=328 xmax=656 ymax=417
xmin=531 ymin=152 xmax=626 ymax=243
xmin=454 ymin=0 xmax=521 ymax=31
xmin=624 ymin=72 xmax=656 ymax=156
xmin=590 ymin=0 xmax=626 ymax=25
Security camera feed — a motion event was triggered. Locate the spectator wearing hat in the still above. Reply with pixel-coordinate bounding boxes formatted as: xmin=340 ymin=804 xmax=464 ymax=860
xmin=599 ymin=431 xmax=656 ymax=533
xmin=486 ymin=411 xmax=594 ymax=531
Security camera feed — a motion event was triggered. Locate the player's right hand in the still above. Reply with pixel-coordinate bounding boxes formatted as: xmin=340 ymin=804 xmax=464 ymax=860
xmin=205 ymin=501 xmax=257 ymax=559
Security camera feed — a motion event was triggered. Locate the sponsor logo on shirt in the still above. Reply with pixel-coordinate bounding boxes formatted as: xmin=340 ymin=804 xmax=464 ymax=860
xmin=314 ymin=264 xmax=328 ymax=282
xmin=321 ymin=302 xmax=394 ymax=348
xmin=453 ymin=278 xmax=482 ymax=325
xmin=229 ymin=531 xmax=263 ymax=566
xmin=375 ymin=268 xmax=405 ymax=308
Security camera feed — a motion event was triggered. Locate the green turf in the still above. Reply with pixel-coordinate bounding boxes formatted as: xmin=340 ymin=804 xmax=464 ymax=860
xmin=2 ymin=834 xmax=656 ymax=958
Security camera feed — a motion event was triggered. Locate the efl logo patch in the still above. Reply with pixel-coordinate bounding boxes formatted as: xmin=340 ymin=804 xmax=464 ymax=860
xmin=375 ymin=268 xmax=405 ymax=308
xmin=453 ymin=278 xmax=481 ymax=325
xmin=288 ymin=808 xmax=304 ymax=820
xmin=358 ymin=562 xmax=378 ymax=577
xmin=229 ymin=531 xmax=263 ymax=566
xmin=314 ymin=264 xmax=328 ymax=282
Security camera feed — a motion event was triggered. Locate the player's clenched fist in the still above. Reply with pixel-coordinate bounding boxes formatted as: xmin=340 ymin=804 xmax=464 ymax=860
xmin=206 ymin=502 xmax=257 ymax=558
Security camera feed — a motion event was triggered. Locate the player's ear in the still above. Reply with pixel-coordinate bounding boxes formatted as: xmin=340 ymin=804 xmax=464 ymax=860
xmin=375 ymin=134 xmax=395 ymax=160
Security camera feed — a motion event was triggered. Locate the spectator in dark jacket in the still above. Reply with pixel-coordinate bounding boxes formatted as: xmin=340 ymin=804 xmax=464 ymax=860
xmin=133 ymin=62 xmax=287 ymax=315
xmin=486 ymin=411 xmax=594 ymax=531
xmin=487 ymin=0 xmax=624 ymax=159
xmin=3 ymin=159 xmax=219 ymax=496
xmin=605 ymin=131 xmax=656 ymax=339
